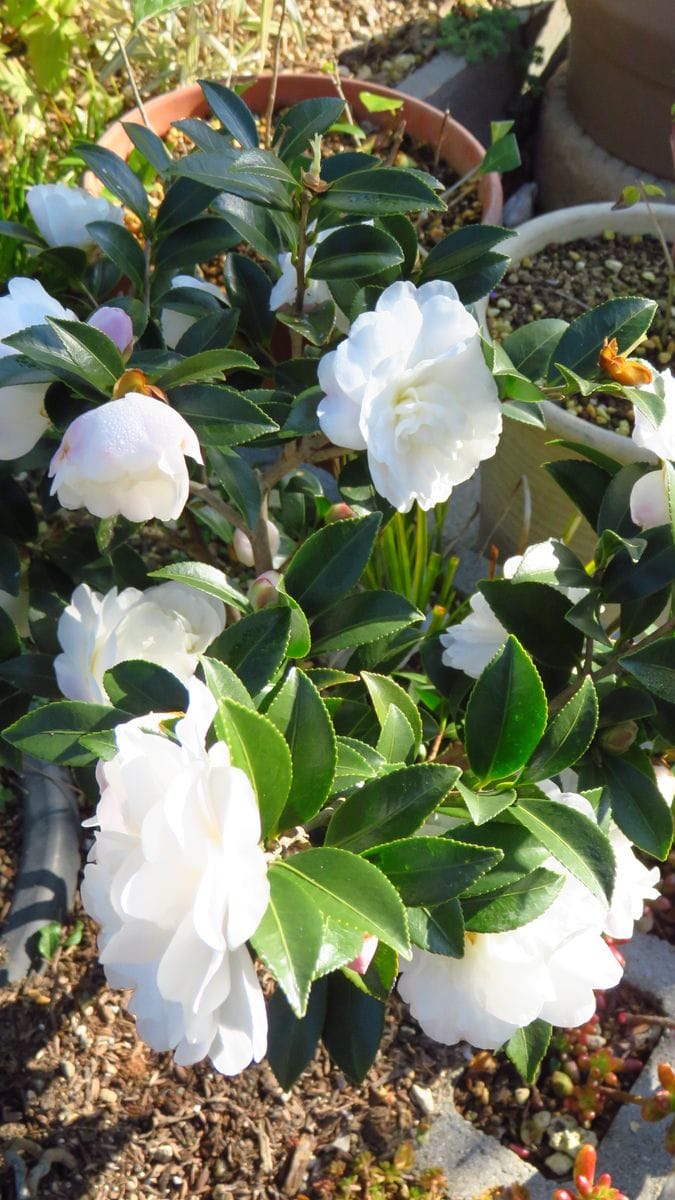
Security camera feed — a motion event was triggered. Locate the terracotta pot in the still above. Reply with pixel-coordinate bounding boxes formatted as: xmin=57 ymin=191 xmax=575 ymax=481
xmin=94 ymin=73 xmax=503 ymax=223
xmin=566 ymin=0 xmax=675 ymax=180
xmin=478 ymin=202 xmax=675 ymax=561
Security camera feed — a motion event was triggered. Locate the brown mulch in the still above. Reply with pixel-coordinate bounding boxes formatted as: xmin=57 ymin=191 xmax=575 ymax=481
xmin=0 ymin=770 xmax=22 ymax=930
xmin=0 ymin=901 xmax=461 ymax=1200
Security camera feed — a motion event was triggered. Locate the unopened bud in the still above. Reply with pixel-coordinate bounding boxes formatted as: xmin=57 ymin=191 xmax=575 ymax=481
xmin=574 ymin=1145 xmax=597 ymax=1191
xmin=600 ymin=721 xmax=639 ymax=754
xmin=87 ymin=306 xmax=134 ymax=357
xmin=248 ymin=570 xmax=282 ymax=610
xmin=658 ymin=1063 xmax=675 ymax=1093
xmin=325 ymin=502 xmax=356 ymax=523
xmin=346 ymin=933 xmax=378 ymax=975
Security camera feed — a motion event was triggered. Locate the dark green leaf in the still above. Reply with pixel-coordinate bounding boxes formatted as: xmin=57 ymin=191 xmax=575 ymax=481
xmin=502 ymin=319 xmax=568 ymax=382
xmin=122 ymin=121 xmax=171 ymax=172
xmin=149 ymin=561 xmax=249 ymax=611
xmin=367 ymin=835 xmax=502 ymax=907
xmin=479 ymin=580 xmax=583 ymax=669
xmin=455 ymin=778 xmax=515 ymax=825
xmin=279 ymin=848 xmax=410 ymax=957
xmin=214 ymin=698 xmax=292 ymax=837
xmin=274 ymin=97 xmax=344 ymax=161
xmin=266 ymin=979 xmax=327 ymax=1090
xmin=284 ymin=514 xmax=381 ymax=615
xmin=620 ymin=638 xmax=675 ymax=703
xmin=465 ymin=637 xmax=548 ymax=783
xmin=512 ymin=795 xmax=616 ymax=902
xmin=406 ymin=899 xmax=464 ymax=957
xmin=321 ymin=168 xmax=444 ymax=215
xmin=213 ymin=193 xmax=284 ymax=263
xmin=325 ymin=762 xmax=460 ymax=854
xmin=103 ymin=660 xmax=189 ymax=716
xmin=199 ymin=655 xmax=252 ymax=708
xmin=362 ymin=670 xmax=423 ymax=750
xmin=206 ymin=446 xmax=261 ymax=529
xmin=208 ymin=607 xmax=291 ymax=694
xmin=170 ymin=383 xmax=278 ymax=445
xmin=603 ymin=525 xmax=675 ymax=603
xmin=3 ymin=700 xmax=128 ymax=766
xmin=223 ymin=253 xmax=275 ymax=343
xmin=462 ymin=867 xmax=565 ymax=932
xmin=157 ymin=348 xmax=256 ymax=387
xmin=268 ymin=668 xmax=337 ymax=828
xmin=599 ymin=750 xmax=673 ymax=859
xmin=505 ymin=1020 xmax=552 ymax=1084
xmin=0 ymin=653 xmax=60 ymax=698
xmin=524 ymin=676 xmax=598 ymax=781
xmin=252 ymin=865 xmax=323 ymax=1016
xmin=199 ymin=79 xmax=259 ymax=148
xmin=543 ymin=459 xmax=612 ymax=532
xmin=322 ymin=972 xmax=384 ymax=1082
xmin=550 ymin=297 xmax=657 ymax=382
xmin=309 ymin=225 xmax=404 ymax=280
xmin=86 ymin=220 xmax=147 ymax=293
xmin=310 ymin=590 xmax=422 ymax=653
xmin=75 ymin=142 xmax=150 ymax=222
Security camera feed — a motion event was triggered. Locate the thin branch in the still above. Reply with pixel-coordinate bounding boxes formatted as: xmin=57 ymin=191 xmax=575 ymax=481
xmin=189 ymin=480 xmax=247 ymax=531
xmin=114 ymin=32 xmax=150 ymax=127
xmin=264 ymin=0 xmax=287 ymax=150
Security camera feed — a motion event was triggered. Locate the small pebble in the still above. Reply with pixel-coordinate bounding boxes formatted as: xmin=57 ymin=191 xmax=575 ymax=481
xmin=331 ymin=1135 xmax=352 ymax=1152
xmin=514 ymin=1087 xmax=530 ymax=1105
xmin=153 ymin=1145 xmax=174 ymax=1163
xmin=411 ymin=1083 xmax=435 ymax=1115
xmin=99 ymin=1087 xmax=117 ymax=1104
xmin=60 ymin=1060 xmax=76 ymax=1080
xmin=496 ymin=297 xmax=512 ymax=310
xmin=545 ymin=1152 xmax=574 ymax=1176
xmin=605 ymin=258 xmax=623 ymax=274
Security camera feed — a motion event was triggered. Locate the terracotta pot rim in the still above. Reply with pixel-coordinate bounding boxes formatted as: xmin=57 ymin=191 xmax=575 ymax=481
xmin=92 ymin=72 xmax=502 ymax=224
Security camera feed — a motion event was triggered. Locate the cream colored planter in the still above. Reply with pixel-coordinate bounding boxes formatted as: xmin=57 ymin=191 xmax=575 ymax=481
xmin=479 ymin=202 xmax=675 ymax=560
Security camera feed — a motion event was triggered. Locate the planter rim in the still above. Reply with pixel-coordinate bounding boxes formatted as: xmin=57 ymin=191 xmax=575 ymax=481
xmin=92 ymin=72 xmax=502 ymax=224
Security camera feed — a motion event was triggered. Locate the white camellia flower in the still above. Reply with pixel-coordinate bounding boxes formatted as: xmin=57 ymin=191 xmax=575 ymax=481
xmin=48 ymin=393 xmax=202 ymax=522
xmin=0 ymin=277 xmax=76 ymax=460
xmin=398 ymin=869 xmax=622 ymax=1049
xmin=655 ymin=762 xmax=675 ymax=807
xmin=632 ymin=367 xmax=675 ymax=461
xmin=55 ymin=581 xmax=226 ymax=703
xmin=317 ymin=280 xmax=502 ymax=512
xmin=26 ymin=182 xmax=124 ymax=249
xmin=81 ymin=678 xmax=269 ymax=1074
xmin=440 ymin=540 xmax=590 ymax=678
xmin=161 ymin=275 xmax=228 ymax=349
xmin=630 ymin=466 xmax=671 ymax=530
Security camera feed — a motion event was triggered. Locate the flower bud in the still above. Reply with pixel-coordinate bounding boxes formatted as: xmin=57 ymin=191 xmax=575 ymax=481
xmin=346 ymin=933 xmax=378 ymax=975
xmin=600 ymin=721 xmax=639 ymax=754
xmin=658 ymin=1062 xmax=675 ymax=1093
xmin=574 ymin=1145 xmax=597 ymax=1191
xmin=87 ymin=307 xmax=134 ymax=358
xmin=233 ymin=521 xmax=281 ymax=569
xmin=248 ymin=570 xmax=282 ymax=610
xmin=325 ymin=502 xmax=356 ymax=523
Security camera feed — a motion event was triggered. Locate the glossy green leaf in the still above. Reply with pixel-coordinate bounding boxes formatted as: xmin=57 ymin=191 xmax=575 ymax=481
xmin=3 ymin=700 xmax=128 ymax=766
xmin=502 ymin=319 xmax=568 ymax=381
xmin=325 ymin=762 xmax=460 ymax=853
xmin=279 ymin=848 xmax=410 ymax=957
xmin=455 ymin=778 xmax=516 ymax=825
xmin=321 ymin=168 xmax=444 ymax=215
xmin=512 ymin=795 xmax=615 ymax=902
xmin=208 ymin=607 xmax=291 ymax=695
xmin=453 ymin=820 xmax=550 ymax=897
xmin=198 ymin=655 xmax=253 ymax=709
xmin=122 ymin=121 xmax=172 ymax=171
xmin=157 ymin=348 xmax=256 ymax=387
xmin=284 ymin=514 xmax=381 ymax=615
xmin=310 ymin=590 xmax=422 ymax=653
xmin=75 ymin=142 xmax=150 ymax=222
xmin=461 ymin=866 xmax=565 ymax=933
xmin=170 ymin=383 xmax=278 ymax=445
xmin=620 ymin=638 xmax=675 ymax=703
xmin=550 ymin=297 xmax=657 ymax=382
xmin=599 ymin=750 xmax=673 ymax=859
xmin=375 ymin=705 xmax=415 ymax=764
xmin=199 ymin=79 xmax=259 ymax=148
xmin=274 ymin=96 xmax=344 ymax=161
xmin=214 ymin=697 xmax=292 ymax=836
xmin=86 ymin=220 xmax=147 ymax=293
xmin=362 ymin=670 xmax=423 ymax=750
xmin=103 ymin=660 xmax=189 ymax=716
xmin=266 ymin=979 xmax=327 ymax=1090
xmin=465 ymin=637 xmax=548 ymax=783
xmin=406 ymin=899 xmax=464 ymax=957
xmin=524 ymin=676 xmax=598 ymax=781
xmin=309 ymin=225 xmax=404 ymax=280
xmin=505 ymin=1020 xmax=552 ymax=1084
xmin=478 ymin=580 xmax=583 ymax=669
xmin=252 ymin=865 xmax=323 ymax=1016
xmin=0 ymin=653 xmax=60 ymax=699
xmin=268 ymin=668 xmax=337 ymax=828
xmin=603 ymin=525 xmax=675 ymax=603
xmin=367 ymin=835 xmax=502 ymax=907
xmin=322 ymin=972 xmax=384 ymax=1082
xmin=213 ymin=193 xmax=283 ymax=263
xmin=149 ymin=561 xmax=249 ymax=612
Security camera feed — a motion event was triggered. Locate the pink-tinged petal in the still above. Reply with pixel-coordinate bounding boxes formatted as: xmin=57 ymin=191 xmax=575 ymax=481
xmin=630 ymin=469 xmax=670 ymax=529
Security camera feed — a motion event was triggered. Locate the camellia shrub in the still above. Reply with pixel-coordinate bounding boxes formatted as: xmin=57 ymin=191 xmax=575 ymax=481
xmin=0 ymin=80 xmax=673 ymax=1089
